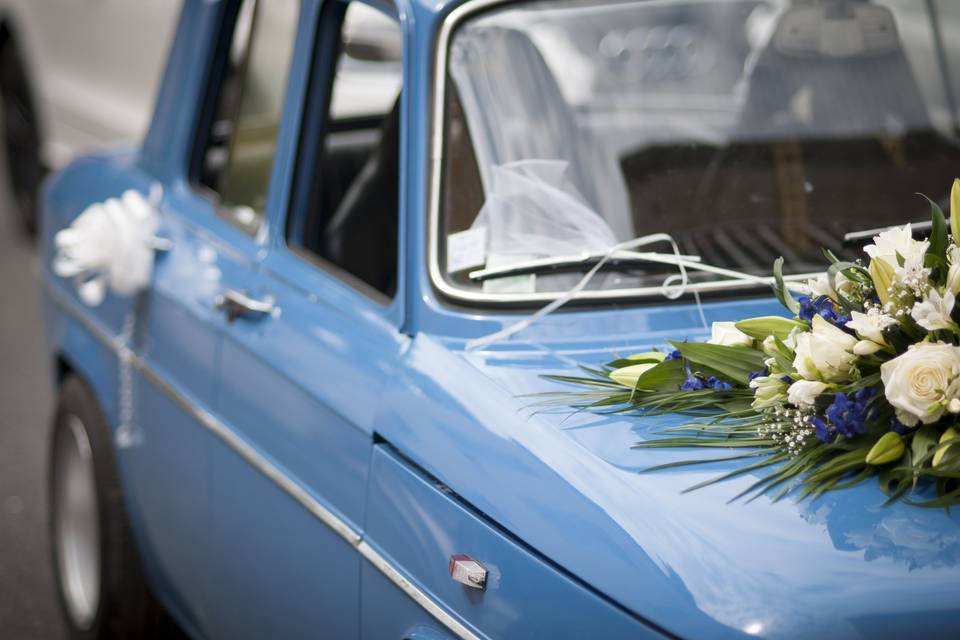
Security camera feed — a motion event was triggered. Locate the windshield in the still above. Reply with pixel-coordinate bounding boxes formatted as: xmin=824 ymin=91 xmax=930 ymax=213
xmin=438 ymin=0 xmax=960 ymax=299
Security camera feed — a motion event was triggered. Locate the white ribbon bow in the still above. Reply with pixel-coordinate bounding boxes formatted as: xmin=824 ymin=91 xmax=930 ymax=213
xmin=52 ymin=188 xmax=166 ymax=306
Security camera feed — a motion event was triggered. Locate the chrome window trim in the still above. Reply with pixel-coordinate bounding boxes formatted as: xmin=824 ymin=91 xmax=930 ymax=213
xmin=427 ymin=0 xmax=808 ymax=305
xmin=46 ymin=284 xmax=481 ymax=640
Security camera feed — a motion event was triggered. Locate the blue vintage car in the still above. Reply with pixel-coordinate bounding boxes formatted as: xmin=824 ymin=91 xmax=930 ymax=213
xmin=39 ymin=0 xmax=960 ymax=638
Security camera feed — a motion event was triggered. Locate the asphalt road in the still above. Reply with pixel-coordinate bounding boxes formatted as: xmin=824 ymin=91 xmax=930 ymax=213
xmin=0 ymin=188 xmax=64 ymax=638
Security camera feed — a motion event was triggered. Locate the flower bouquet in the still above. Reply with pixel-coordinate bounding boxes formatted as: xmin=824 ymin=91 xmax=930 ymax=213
xmin=548 ymin=180 xmax=960 ymax=507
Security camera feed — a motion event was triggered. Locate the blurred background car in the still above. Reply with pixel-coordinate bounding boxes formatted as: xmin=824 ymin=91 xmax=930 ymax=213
xmin=0 ymin=0 xmax=400 ymax=234
xmin=0 ymin=0 xmax=180 ymax=233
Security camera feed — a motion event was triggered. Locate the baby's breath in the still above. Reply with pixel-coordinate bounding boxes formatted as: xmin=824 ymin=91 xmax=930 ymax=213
xmin=760 ymin=405 xmax=815 ymax=456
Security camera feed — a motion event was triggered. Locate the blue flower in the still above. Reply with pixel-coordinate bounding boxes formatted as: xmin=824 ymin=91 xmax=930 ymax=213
xmin=798 ymin=296 xmax=818 ymax=322
xmin=825 ymin=392 xmax=870 ymax=438
xmin=833 ymin=313 xmax=853 ymax=332
xmin=680 ymin=374 xmax=706 ymax=391
xmin=799 ymin=295 xmax=833 ymax=322
xmin=818 ymin=304 xmax=841 ymax=324
xmin=665 ymin=349 xmax=683 ymax=361
xmin=799 ymin=295 xmax=852 ymax=331
xmin=811 ymin=416 xmax=833 ymax=443
xmin=680 ymin=374 xmax=731 ymax=391
xmin=706 ymin=376 xmax=732 ymax=391
xmin=747 ymin=368 xmax=768 ymax=382
xmin=891 ymin=416 xmax=912 ymax=435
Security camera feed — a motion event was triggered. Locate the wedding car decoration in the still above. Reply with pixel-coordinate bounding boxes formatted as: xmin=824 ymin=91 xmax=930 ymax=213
xmin=52 ymin=187 xmax=165 ymax=306
xmin=549 ymin=180 xmax=960 ymax=507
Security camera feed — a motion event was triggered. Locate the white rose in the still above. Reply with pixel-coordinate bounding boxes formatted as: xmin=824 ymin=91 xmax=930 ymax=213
xmin=787 ymin=380 xmax=828 ymax=408
xmin=911 ymin=289 xmax=956 ymax=332
xmin=792 ymin=315 xmax=858 ymax=382
xmin=863 ymin=224 xmax=929 ymax=271
xmin=749 ymin=375 xmax=787 ymax=410
xmin=707 ymin=321 xmax=753 ymax=347
xmin=880 ymin=343 xmax=960 ymax=426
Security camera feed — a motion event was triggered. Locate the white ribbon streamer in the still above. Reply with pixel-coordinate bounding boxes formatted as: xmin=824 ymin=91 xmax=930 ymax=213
xmin=466 ymin=233 xmax=690 ymax=351
xmin=465 ymin=233 xmax=812 ymax=351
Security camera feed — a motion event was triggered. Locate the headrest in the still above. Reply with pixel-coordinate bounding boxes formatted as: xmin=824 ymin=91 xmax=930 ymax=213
xmin=773 ymin=2 xmax=900 ymax=59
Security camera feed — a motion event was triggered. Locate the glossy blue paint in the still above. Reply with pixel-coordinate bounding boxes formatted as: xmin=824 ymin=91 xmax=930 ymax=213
xmin=375 ymin=327 xmax=960 ymax=639
xmin=39 ymin=0 xmax=960 ymax=639
xmin=364 ymin=444 xmax=652 ymax=638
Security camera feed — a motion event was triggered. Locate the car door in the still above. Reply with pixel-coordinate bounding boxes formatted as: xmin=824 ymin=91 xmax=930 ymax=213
xmin=204 ymin=1 xmax=407 ymax=638
xmin=125 ymin=185 xmax=262 ymax=637
xmin=122 ymin=0 xmax=303 ymax=635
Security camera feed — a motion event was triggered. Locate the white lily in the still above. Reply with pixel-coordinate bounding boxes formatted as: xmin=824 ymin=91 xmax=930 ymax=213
xmin=845 ymin=308 xmax=896 ymax=351
xmin=911 ymin=288 xmax=956 ymax=332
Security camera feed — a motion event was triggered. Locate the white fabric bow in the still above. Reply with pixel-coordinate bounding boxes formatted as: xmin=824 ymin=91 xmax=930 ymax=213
xmin=52 ymin=189 xmax=165 ymax=306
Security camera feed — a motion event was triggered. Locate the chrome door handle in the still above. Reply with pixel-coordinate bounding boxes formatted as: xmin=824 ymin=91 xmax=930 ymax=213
xmin=214 ymin=289 xmax=275 ymax=321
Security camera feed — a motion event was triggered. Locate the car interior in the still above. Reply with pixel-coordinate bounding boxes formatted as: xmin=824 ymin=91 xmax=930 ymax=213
xmin=441 ymin=0 xmax=960 ymax=291
xmin=620 ymin=1 xmax=960 ymax=275
xmin=198 ymin=0 xmax=401 ymax=299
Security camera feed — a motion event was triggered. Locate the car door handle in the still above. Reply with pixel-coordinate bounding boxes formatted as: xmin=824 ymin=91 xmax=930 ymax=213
xmin=214 ymin=289 xmax=275 ymax=321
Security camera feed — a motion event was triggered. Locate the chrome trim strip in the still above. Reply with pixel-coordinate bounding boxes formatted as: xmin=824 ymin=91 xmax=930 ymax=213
xmin=133 ymin=361 xmax=363 ymax=546
xmin=358 ymin=541 xmax=480 ymax=640
xmin=426 ymin=0 xmax=811 ymax=305
xmin=843 ymin=220 xmax=931 ymax=243
xmin=45 ymin=285 xmax=481 ymax=640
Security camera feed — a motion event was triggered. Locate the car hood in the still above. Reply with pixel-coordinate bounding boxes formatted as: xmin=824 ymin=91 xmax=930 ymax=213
xmin=384 ymin=316 xmax=960 ymax=640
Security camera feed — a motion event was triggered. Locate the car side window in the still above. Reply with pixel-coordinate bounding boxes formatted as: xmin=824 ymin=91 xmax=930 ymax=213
xmin=197 ymin=0 xmax=300 ymax=235
xmin=287 ymin=1 xmax=403 ymax=300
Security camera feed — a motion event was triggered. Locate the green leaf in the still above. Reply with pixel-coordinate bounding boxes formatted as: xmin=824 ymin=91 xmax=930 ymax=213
xmin=925 ymin=193 xmax=948 ymax=264
xmin=769 ymin=351 xmax=795 ymax=376
xmin=772 ymin=257 xmax=800 ymax=315
xmin=827 ymin=262 xmax=868 ymax=312
xmin=911 ymin=425 xmax=938 ymax=469
xmin=735 ymin=316 xmax=806 ymax=341
xmin=951 ymin=178 xmax=960 ymax=245
xmin=668 ymin=341 xmax=765 ymax=385
xmin=606 ymin=351 xmax=667 ymax=370
xmin=630 ymin=358 xmax=686 ymax=391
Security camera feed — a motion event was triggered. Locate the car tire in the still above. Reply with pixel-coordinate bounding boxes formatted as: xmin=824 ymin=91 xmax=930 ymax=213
xmin=49 ymin=375 xmax=177 ymax=640
xmin=0 ymin=33 xmax=42 ymax=235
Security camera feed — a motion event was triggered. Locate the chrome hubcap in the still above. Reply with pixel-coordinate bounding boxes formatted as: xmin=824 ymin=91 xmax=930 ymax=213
xmin=53 ymin=415 xmax=101 ymax=629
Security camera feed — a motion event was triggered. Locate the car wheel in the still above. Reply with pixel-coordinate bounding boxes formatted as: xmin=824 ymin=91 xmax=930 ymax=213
xmin=49 ymin=375 xmax=176 ymax=640
xmin=0 ymin=34 xmax=42 ymax=235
